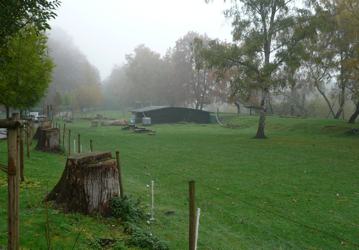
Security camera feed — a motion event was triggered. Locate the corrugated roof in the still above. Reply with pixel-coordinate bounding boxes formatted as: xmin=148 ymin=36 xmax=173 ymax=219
xmin=132 ymin=106 xmax=169 ymax=112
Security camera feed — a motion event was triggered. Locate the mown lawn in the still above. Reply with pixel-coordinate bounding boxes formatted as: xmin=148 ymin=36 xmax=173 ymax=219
xmin=0 ymin=114 xmax=358 ymax=249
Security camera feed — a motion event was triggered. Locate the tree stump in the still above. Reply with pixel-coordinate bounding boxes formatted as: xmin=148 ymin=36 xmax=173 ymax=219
xmin=33 ymin=120 xmax=52 ymax=139
xmin=35 ymin=128 xmax=61 ymax=152
xmin=45 ymin=152 xmax=120 ymax=215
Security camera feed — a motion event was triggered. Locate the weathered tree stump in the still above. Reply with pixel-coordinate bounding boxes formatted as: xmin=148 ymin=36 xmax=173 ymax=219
xmin=35 ymin=128 xmax=61 ymax=152
xmin=33 ymin=120 xmax=52 ymax=139
xmin=45 ymin=152 xmax=120 ymax=215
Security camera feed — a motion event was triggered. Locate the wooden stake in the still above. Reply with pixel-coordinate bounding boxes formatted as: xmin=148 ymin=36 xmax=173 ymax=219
xmin=26 ymin=124 xmax=30 ymax=159
xmin=68 ymin=129 xmax=71 ymax=156
xmin=8 ymin=113 xmax=20 ymax=249
xmin=189 ymin=180 xmax=196 ymax=250
xmin=116 ymin=151 xmax=124 ymax=198
xmin=77 ymin=134 xmax=80 ymax=154
xmin=62 ymin=123 xmax=66 ymax=149
xmin=20 ymin=127 xmax=24 ymax=182
xmin=90 ymin=139 xmax=93 ymax=152
xmin=58 ymin=123 xmax=61 ymax=145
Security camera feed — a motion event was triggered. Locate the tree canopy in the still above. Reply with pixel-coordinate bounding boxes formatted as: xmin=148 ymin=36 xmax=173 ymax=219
xmin=0 ymin=27 xmax=53 ymax=112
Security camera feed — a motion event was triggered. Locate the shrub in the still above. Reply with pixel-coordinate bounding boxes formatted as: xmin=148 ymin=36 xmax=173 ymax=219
xmin=110 ymin=196 xmax=146 ymax=223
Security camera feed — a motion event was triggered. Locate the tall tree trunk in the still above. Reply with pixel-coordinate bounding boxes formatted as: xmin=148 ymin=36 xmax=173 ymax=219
xmin=199 ymin=70 xmax=207 ymax=111
xmin=234 ymin=101 xmax=240 ymax=115
xmin=334 ymin=62 xmax=346 ymax=119
xmin=289 ymin=71 xmax=296 ymax=116
xmin=348 ymin=101 xmax=359 ymax=124
xmin=255 ymin=90 xmax=268 ymax=139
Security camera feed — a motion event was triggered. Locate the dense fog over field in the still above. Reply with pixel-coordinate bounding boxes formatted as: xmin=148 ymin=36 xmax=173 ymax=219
xmin=49 ymin=0 xmax=232 ymax=80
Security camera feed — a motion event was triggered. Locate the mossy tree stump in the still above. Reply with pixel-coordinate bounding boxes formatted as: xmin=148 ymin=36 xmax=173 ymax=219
xmin=35 ymin=128 xmax=61 ymax=152
xmin=45 ymin=152 xmax=120 ymax=215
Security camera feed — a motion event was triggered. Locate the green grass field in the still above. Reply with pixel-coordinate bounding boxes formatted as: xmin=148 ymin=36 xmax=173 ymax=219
xmin=0 ymin=114 xmax=359 ymax=249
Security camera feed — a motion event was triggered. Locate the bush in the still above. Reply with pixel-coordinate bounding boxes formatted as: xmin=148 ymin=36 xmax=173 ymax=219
xmin=110 ymin=196 xmax=146 ymax=223
xmin=126 ymin=225 xmax=169 ymax=250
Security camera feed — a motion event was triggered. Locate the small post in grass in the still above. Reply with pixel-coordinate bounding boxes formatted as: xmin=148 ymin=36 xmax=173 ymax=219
xmin=150 ymin=180 xmax=155 ymax=221
xmin=68 ymin=129 xmax=71 ymax=156
xmin=90 ymin=139 xmax=93 ymax=152
xmin=77 ymin=134 xmax=80 ymax=154
xmin=195 ymin=207 xmax=201 ymax=250
xmin=115 ymin=151 xmax=124 ymax=198
xmin=189 ymin=180 xmax=196 ymax=250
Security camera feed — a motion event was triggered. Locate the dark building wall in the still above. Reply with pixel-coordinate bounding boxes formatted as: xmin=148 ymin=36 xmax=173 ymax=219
xmin=133 ymin=107 xmax=210 ymax=124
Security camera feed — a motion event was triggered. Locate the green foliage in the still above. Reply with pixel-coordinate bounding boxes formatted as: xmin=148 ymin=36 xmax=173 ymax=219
xmin=0 ymin=0 xmax=60 ymax=48
xmin=0 ymin=27 xmax=53 ymax=110
xmin=110 ymin=196 xmax=146 ymax=223
xmin=125 ymin=224 xmax=169 ymax=250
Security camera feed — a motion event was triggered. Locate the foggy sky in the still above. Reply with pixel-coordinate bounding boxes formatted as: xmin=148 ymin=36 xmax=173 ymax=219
xmin=49 ymin=0 xmax=232 ymax=81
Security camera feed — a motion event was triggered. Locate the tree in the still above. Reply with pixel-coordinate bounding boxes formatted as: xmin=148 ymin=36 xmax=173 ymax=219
xmin=335 ymin=0 xmax=359 ymax=122
xmin=206 ymin=0 xmax=307 ymax=138
xmin=0 ymin=0 xmax=60 ymax=49
xmin=46 ymin=28 xmax=103 ymax=111
xmin=0 ymin=27 xmax=54 ymax=116
xmin=74 ymin=83 xmax=103 ymax=111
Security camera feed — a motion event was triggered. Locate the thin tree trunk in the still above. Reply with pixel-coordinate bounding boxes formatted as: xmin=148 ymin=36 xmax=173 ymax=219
xmin=315 ymin=84 xmax=336 ymax=118
xmin=334 ymin=76 xmax=346 ymax=119
xmin=234 ymin=101 xmax=240 ymax=115
xmin=290 ymin=85 xmax=296 ymax=116
xmin=348 ymin=101 xmax=359 ymax=124
xmin=255 ymin=90 xmax=268 ymax=139
xmin=199 ymin=70 xmax=207 ymax=111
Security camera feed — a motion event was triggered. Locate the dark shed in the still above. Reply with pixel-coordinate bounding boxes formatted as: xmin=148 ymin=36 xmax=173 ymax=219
xmin=131 ymin=106 xmax=210 ymax=124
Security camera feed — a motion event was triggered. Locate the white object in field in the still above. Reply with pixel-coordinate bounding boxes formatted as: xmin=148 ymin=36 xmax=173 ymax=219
xmin=195 ymin=207 xmax=201 ymax=250
xmin=142 ymin=117 xmax=151 ymax=126
xmin=73 ymin=140 xmax=76 ymax=153
xmin=80 ymin=144 xmax=83 ymax=153
xmin=150 ymin=180 xmax=155 ymax=221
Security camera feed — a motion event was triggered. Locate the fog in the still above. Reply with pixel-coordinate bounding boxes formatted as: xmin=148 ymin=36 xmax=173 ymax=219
xmin=49 ymin=0 xmax=232 ymax=80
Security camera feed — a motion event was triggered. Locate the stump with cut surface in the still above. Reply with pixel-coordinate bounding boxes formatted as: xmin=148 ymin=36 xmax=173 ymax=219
xmin=45 ymin=152 xmax=120 ymax=215
xmin=35 ymin=128 xmax=61 ymax=152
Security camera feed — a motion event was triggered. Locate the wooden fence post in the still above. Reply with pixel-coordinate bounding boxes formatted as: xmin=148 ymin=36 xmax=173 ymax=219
xmin=20 ymin=127 xmax=24 ymax=182
xmin=26 ymin=124 xmax=30 ymax=159
xmin=68 ymin=129 xmax=71 ymax=156
xmin=90 ymin=139 xmax=93 ymax=152
xmin=62 ymin=123 xmax=66 ymax=149
xmin=189 ymin=180 xmax=196 ymax=250
xmin=8 ymin=113 xmax=20 ymax=249
xmin=115 ymin=151 xmax=124 ymax=198
xmin=58 ymin=123 xmax=61 ymax=145
xmin=77 ymin=134 xmax=80 ymax=153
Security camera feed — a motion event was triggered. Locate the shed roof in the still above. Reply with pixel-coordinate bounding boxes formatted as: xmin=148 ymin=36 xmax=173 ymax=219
xmin=131 ymin=106 xmax=169 ymax=113
xmin=131 ymin=106 xmax=210 ymax=113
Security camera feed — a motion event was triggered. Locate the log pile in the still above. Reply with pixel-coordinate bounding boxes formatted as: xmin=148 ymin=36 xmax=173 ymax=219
xmin=45 ymin=152 xmax=120 ymax=215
